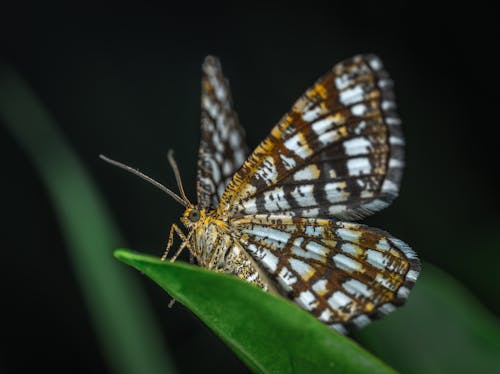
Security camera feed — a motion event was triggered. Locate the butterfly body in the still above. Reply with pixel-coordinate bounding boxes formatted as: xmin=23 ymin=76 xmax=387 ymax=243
xmin=176 ymin=205 xmax=273 ymax=291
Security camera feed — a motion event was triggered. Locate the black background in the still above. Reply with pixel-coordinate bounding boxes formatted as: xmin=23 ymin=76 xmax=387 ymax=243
xmin=1 ymin=3 xmax=498 ymax=373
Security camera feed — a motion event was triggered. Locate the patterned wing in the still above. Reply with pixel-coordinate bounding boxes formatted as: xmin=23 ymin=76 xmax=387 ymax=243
xmin=197 ymin=56 xmax=249 ymax=210
xmin=233 ymin=215 xmax=420 ymax=333
xmin=218 ymin=55 xmax=403 ymax=220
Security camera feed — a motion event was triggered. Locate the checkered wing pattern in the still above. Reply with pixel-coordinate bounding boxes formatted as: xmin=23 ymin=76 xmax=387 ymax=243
xmin=197 ymin=56 xmax=249 ymax=210
xmin=218 ymin=55 xmax=403 ymax=220
xmin=234 ymin=215 xmax=420 ymax=333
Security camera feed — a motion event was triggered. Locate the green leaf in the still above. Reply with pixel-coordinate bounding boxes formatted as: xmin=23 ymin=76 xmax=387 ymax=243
xmin=114 ymin=248 xmax=396 ymax=374
xmin=0 ymin=63 xmax=176 ymax=374
xmin=356 ymin=262 xmax=500 ymax=373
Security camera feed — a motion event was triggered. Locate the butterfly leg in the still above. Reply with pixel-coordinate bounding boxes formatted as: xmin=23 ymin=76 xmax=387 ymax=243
xmin=161 ymin=224 xmax=191 ymax=261
xmin=161 ymin=226 xmax=193 ymax=309
xmin=206 ymin=234 xmax=227 ymax=269
xmin=169 ymin=229 xmax=194 ymax=262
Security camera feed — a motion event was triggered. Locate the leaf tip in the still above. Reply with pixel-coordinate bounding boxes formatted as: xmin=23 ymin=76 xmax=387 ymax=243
xmin=113 ymin=248 xmax=133 ymax=262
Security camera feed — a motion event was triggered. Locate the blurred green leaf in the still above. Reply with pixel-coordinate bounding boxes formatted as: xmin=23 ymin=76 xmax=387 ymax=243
xmin=356 ymin=263 xmax=500 ymax=373
xmin=0 ymin=63 xmax=176 ymax=374
xmin=114 ymin=248 xmax=396 ymax=374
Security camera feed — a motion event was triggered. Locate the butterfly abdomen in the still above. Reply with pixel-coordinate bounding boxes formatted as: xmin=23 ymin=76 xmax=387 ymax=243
xmin=191 ymin=215 xmax=272 ymax=291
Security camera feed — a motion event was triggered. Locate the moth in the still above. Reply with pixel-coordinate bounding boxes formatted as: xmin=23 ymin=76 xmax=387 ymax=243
xmin=102 ymin=55 xmax=420 ymax=334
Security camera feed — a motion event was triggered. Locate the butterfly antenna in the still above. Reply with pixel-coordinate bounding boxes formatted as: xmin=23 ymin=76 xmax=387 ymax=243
xmin=167 ymin=150 xmax=191 ymax=205
xmin=99 ymin=155 xmax=189 ymax=207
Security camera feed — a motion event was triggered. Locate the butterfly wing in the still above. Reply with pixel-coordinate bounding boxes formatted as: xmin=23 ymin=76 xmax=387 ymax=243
xmin=197 ymin=56 xmax=249 ymax=210
xmin=233 ymin=215 xmax=420 ymax=333
xmin=219 ymin=55 xmax=403 ymax=220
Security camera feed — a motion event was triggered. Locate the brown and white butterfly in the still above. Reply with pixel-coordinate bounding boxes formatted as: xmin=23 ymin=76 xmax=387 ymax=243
xmin=102 ymin=55 xmax=420 ymax=334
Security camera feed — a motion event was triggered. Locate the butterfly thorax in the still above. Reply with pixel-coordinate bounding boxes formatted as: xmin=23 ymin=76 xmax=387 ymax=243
xmin=180 ymin=206 xmax=272 ymax=290
xmin=180 ymin=206 xmax=229 ymax=268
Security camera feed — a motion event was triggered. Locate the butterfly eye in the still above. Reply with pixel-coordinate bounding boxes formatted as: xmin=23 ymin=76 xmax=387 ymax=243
xmin=188 ymin=209 xmax=200 ymax=222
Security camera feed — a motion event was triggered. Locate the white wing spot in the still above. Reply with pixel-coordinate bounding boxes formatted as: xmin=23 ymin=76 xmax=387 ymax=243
xmin=245 ymin=225 xmax=291 ymax=243
xmin=335 ymin=74 xmax=351 ymax=90
xmin=381 ymin=179 xmax=399 ymax=194
xmin=343 ymin=137 xmax=371 ymax=156
xmin=339 ymin=85 xmax=365 ymax=105
xmin=378 ymin=303 xmax=396 ymax=315
xmin=351 ymin=104 xmax=367 ymax=116
xmin=382 ymin=100 xmax=396 ymax=110
xmin=333 ymin=254 xmax=362 ymax=272
xmin=389 ymin=158 xmax=403 ymax=168
xmin=312 ymin=116 xmax=335 ymax=135
xmin=254 ymin=156 xmax=278 ymax=184
xmin=222 ymin=160 xmax=233 ymax=175
xmin=319 ymin=309 xmax=333 ymax=322
xmin=263 ymin=187 xmax=291 ymax=211
xmin=259 ymin=250 xmax=279 ymax=273
xmin=301 ymin=106 xmax=322 ymax=122
xmin=277 ymin=267 xmax=297 ymax=291
xmin=336 ymin=228 xmax=361 ymax=242
xmin=376 ymin=238 xmax=390 ymax=252
xmin=328 ymin=205 xmax=347 ymax=215
xmin=324 ymin=182 xmax=350 ymax=203
xmin=206 ymin=158 xmax=221 ymax=183
xmin=293 ymin=237 xmax=304 ymax=248
xmin=290 ymin=184 xmax=317 ymax=207
xmin=368 ymin=56 xmax=383 ymax=71
xmin=328 ymin=291 xmax=352 ymax=309
xmin=318 ymin=129 xmax=342 ymax=145
xmin=389 ymin=136 xmax=404 ymax=145
xmin=242 ymin=198 xmax=257 ymax=214
xmin=366 ymin=249 xmax=388 ymax=269
xmin=283 ymin=133 xmax=314 ymax=158
xmin=305 ymin=241 xmax=329 ymax=257
xmin=406 ymin=269 xmax=419 ymax=282
xmin=386 ymin=117 xmax=402 ymax=126
xmin=279 ymin=153 xmax=297 ymax=170
xmin=312 ymin=279 xmax=328 ymax=295
xmin=352 ymin=314 xmax=371 ymax=328
xmin=295 ymin=290 xmax=318 ymax=311
xmin=293 ymin=164 xmax=321 ymax=181
xmin=375 ymin=273 xmax=397 ymax=291
xmin=397 ymin=286 xmax=410 ymax=299
xmin=305 ymin=225 xmax=324 ymax=236
xmin=343 ymin=278 xmax=373 ymax=298
xmin=301 ymin=207 xmax=320 ymax=216
xmin=341 ymin=243 xmax=360 ymax=255
xmin=353 ymin=120 xmax=367 ymax=135
xmin=347 ymin=157 xmax=371 ymax=175
xmin=229 ymin=131 xmax=240 ymax=147
xmin=330 ymin=324 xmax=348 ymax=334
xmin=378 ymin=79 xmax=392 ymax=88
xmin=289 ymin=258 xmax=314 ymax=278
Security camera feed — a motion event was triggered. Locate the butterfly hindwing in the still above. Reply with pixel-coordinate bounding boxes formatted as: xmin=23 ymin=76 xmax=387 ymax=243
xmin=233 ymin=214 xmax=420 ymax=333
xmin=197 ymin=56 xmax=249 ymax=210
xmin=218 ymin=55 xmax=403 ymax=221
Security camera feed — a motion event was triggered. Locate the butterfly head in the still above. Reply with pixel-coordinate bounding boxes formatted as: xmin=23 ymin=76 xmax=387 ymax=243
xmin=180 ymin=205 xmax=205 ymax=228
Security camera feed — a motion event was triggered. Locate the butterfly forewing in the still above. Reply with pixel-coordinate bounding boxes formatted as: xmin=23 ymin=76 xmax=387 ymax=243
xmin=233 ymin=215 xmax=419 ymax=333
xmin=218 ymin=54 xmax=404 ymax=221
xmin=197 ymin=56 xmax=249 ymax=210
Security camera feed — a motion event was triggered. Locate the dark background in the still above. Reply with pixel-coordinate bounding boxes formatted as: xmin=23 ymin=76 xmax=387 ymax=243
xmin=1 ymin=3 xmax=498 ymax=373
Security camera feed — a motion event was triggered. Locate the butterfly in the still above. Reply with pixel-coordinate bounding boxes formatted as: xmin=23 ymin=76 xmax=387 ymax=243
xmin=101 ymin=54 xmax=420 ymax=334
